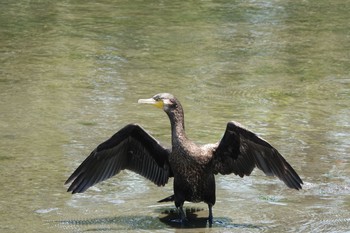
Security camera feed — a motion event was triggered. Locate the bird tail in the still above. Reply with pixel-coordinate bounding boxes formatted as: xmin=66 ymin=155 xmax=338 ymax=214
xmin=158 ymin=195 xmax=175 ymax=203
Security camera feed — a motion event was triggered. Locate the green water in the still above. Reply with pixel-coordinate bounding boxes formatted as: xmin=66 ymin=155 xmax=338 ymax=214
xmin=0 ymin=0 xmax=349 ymax=232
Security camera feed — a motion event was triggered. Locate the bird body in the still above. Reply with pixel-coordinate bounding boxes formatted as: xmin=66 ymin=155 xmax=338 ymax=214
xmin=170 ymin=142 xmax=216 ymax=204
xmin=65 ymin=93 xmax=303 ymax=225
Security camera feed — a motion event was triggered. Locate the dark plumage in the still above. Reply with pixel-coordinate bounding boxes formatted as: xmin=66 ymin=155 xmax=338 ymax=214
xmin=65 ymin=93 xmax=303 ymax=225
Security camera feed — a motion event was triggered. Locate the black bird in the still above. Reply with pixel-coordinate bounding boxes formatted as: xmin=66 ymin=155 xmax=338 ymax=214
xmin=65 ymin=93 xmax=303 ymax=225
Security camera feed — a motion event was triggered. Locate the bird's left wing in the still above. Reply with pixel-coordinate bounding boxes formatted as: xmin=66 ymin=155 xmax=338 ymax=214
xmin=212 ymin=121 xmax=303 ymax=189
xmin=65 ymin=124 xmax=172 ymax=194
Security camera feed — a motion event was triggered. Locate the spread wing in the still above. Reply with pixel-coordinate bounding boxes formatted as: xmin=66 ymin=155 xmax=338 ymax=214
xmin=65 ymin=124 xmax=172 ymax=194
xmin=213 ymin=121 xmax=303 ymax=190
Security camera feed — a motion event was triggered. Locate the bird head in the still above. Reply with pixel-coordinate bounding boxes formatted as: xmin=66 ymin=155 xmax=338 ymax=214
xmin=138 ymin=93 xmax=179 ymax=113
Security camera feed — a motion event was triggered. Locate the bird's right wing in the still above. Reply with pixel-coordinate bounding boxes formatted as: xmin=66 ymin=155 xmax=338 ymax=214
xmin=65 ymin=124 xmax=172 ymax=194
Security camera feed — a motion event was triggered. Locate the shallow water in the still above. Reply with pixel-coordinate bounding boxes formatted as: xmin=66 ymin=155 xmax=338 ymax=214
xmin=0 ymin=0 xmax=349 ymax=232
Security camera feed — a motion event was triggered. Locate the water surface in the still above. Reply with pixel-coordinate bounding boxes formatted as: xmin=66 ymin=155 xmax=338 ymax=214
xmin=0 ymin=0 xmax=349 ymax=232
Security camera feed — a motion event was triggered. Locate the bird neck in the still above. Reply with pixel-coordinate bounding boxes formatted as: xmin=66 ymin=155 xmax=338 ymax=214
xmin=166 ymin=108 xmax=187 ymax=145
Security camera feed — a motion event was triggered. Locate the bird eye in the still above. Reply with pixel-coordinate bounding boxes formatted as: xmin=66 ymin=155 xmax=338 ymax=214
xmin=153 ymin=95 xmax=161 ymax=101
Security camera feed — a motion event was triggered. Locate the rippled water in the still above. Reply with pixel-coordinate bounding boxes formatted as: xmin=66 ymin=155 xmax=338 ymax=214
xmin=0 ymin=0 xmax=349 ymax=232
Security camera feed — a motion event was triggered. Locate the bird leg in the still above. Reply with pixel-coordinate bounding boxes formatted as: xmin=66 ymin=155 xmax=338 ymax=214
xmin=177 ymin=204 xmax=187 ymax=223
xmin=208 ymin=203 xmax=213 ymax=226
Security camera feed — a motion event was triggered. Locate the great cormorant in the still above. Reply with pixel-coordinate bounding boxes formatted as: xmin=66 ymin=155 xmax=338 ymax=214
xmin=65 ymin=93 xmax=303 ymax=225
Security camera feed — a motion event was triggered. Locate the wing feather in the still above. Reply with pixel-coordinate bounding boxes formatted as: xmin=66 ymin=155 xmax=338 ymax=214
xmin=65 ymin=124 xmax=172 ymax=194
xmin=213 ymin=121 xmax=303 ymax=190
